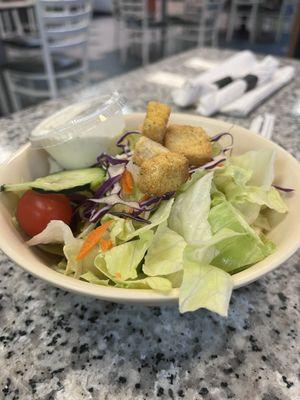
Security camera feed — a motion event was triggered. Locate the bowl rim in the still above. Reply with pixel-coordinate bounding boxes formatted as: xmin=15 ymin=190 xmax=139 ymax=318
xmin=1 ymin=112 xmax=300 ymax=304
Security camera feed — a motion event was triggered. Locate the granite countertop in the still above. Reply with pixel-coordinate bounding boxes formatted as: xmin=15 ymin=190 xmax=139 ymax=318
xmin=0 ymin=48 xmax=299 ymax=400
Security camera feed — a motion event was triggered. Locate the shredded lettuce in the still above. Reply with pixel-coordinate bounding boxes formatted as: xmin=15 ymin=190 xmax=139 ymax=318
xmin=103 ymin=231 xmax=153 ymax=280
xmin=143 ymin=222 xmax=186 ymax=276
xmin=169 ymin=172 xmax=234 ymax=315
xmin=186 ymin=228 xmax=244 ymax=264
xmin=27 ymin=220 xmax=100 ymax=278
xmin=24 ymin=147 xmax=288 ymax=317
xmin=27 ymin=220 xmax=76 ymax=246
xmin=124 ymin=199 xmax=174 ymax=241
xmin=166 ymin=270 xmax=183 ymax=288
xmin=177 ymin=228 xmax=239 ymax=315
xmin=208 ymin=201 xmax=275 ymax=272
xmin=63 ymin=242 xmax=100 ymax=278
xmin=169 ymin=173 xmax=213 ymax=246
xmin=229 ymin=185 xmax=288 ymax=214
xmin=214 ymin=164 xmax=252 ymax=190
xmin=94 ymin=253 xmax=172 ymax=292
xmin=81 ymin=271 xmax=109 ymax=286
xmin=214 ymin=150 xmax=286 ymax=226
xmin=179 ymin=246 xmax=233 ymax=316
xmin=178 ymin=169 xmax=207 ymax=193
xmin=253 ymin=213 xmax=271 ymax=231
xmin=102 ymin=214 xmax=135 ymax=244
xmin=229 ymin=149 xmax=276 ymax=187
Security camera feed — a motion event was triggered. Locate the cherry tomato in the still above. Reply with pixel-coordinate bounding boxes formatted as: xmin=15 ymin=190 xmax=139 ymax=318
xmin=16 ymin=190 xmax=72 ymax=237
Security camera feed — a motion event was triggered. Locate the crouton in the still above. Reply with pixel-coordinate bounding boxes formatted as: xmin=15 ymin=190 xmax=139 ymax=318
xmin=133 ymin=136 xmax=169 ymax=166
xmin=164 ymin=124 xmax=212 ymax=166
xmin=137 ymin=152 xmax=189 ymax=196
xmin=142 ymin=101 xmax=171 ymax=143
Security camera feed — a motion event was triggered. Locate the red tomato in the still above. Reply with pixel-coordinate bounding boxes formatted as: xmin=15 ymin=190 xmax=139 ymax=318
xmin=16 ymin=190 xmax=72 ymax=237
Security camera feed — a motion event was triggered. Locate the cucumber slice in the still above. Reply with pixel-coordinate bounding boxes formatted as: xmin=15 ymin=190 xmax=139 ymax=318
xmin=1 ymin=168 xmax=106 ymax=194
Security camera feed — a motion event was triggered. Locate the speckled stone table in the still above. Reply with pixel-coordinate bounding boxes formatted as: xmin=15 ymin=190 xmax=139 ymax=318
xmin=0 ymin=48 xmax=299 ymax=400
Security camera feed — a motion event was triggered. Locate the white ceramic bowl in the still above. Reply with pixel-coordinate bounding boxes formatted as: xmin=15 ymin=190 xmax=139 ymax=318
xmin=1 ymin=113 xmax=300 ymax=306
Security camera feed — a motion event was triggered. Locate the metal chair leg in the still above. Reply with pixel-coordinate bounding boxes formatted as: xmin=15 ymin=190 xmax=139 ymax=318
xmin=0 ymin=78 xmax=10 ymax=115
xmin=113 ymin=19 xmax=121 ymax=50
xmin=249 ymin=3 xmax=258 ymax=43
xmin=142 ymin=30 xmax=149 ymax=66
xmin=121 ymin=27 xmax=128 ymax=64
xmin=226 ymin=3 xmax=236 ymax=42
xmin=3 ymin=11 xmax=12 ymax=34
xmin=4 ymin=71 xmax=21 ymax=112
xmin=27 ymin=7 xmax=36 ymax=32
xmin=12 ymin=9 xmax=24 ymax=36
xmin=212 ymin=30 xmax=218 ymax=48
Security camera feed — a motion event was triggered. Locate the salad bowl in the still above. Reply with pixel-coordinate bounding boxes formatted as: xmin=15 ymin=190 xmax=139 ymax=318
xmin=0 ymin=113 xmax=300 ymax=306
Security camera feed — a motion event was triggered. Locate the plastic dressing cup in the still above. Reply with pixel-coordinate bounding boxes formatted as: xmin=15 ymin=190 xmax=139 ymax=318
xmin=30 ymin=91 xmax=126 ymax=170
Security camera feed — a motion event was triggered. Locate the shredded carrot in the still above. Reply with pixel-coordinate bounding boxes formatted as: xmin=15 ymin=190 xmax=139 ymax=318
xmin=121 ymin=169 xmax=134 ymax=195
xmin=76 ymin=221 xmax=112 ymax=260
xmin=100 ymin=238 xmax=113 ymax=252
xmin=140 ymin=194 xmax=150 ymax=202
xmin=115 ymin=272 xmax=122 ymax=279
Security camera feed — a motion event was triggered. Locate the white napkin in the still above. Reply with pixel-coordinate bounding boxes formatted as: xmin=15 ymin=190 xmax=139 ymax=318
xmin=183 ymin=57 xmax=217 ymax=70
xmin=145 ymin=71 xmax=186 ymax=88
xmin=221 ymin=66 xmax=295 ymax=117
xmin=172 ymin=50 xmax=257 ymax=107
xmin=197 ymin=56 xmax=279 ymax=116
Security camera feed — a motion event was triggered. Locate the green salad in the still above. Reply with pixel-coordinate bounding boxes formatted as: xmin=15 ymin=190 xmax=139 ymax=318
xmin=1 ymin=101 xmax=290 ymax=316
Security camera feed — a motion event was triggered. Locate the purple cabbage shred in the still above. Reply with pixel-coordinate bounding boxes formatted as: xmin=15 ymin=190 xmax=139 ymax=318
xmin=273 ymin=185 xmax=294 ymax=193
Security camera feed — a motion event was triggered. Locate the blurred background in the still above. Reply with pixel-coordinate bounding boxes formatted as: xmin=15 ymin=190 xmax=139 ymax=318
xmin=0 ymin=0 xmax=299 ymax=116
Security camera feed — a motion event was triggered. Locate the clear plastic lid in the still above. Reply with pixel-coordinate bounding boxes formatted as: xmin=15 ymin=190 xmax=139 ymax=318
xmin=30 ymin=91 xmax=126 ymax=149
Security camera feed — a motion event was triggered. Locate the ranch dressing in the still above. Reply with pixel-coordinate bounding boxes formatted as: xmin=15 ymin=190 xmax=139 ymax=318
xmin=30 ymin=92 xmax=126 ymax=170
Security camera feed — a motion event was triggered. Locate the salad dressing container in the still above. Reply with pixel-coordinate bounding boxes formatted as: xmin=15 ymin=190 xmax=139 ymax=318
xmin=30 ymin=92 xmax=126 ymax=170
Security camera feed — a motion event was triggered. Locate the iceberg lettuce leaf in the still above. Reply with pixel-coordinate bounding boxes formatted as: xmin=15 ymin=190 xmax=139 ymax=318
xmin=166 ymin=270 xmax=183 ymax=288
xmin=123 ymin=199 xmax=174 ymax=241
xmin=64 ymin=242 xmax=100 ymax=278
xmin=179 ymin=246 xmax=233 ymax=316
xmin=26 ymin=220 xmax=76 ymax=246
xmin=186 ymin=228 xmax=244 ymax=265
xmin=213 ymin=151 xmax=286 ymax=225
xmin=231 ymin=186 xmax=288 ymax=214
xmin=253 ymin=213 xmax=271 ymax=231
xmin=169 ymin=172 xmax=213 ymax=246
xmin=143 ymin=222 xmax=186 ymax=276
xmin=178 ymin=169 xmax=207 ymax=193
xmin=229 ymin=149 xmax=276 ymax=188
xmin=231 ymin=201 xmax=261 ymax=225
xmin=208 ymin=201 xmax=275 ymax=272
xmin=81 ymin=271 xmax=109 ymax=286
xmin=102 ymin=214 xmax=135 ymax=244
xmin=214 ymin=164 xmax=252 ymax=190
xmin=26 ymin=220 xmax=91 ymax=278
xmin=103 ymin=231 xmax=153 ymax=281
xmin=94 ymin=253 xmax=172 ymax=292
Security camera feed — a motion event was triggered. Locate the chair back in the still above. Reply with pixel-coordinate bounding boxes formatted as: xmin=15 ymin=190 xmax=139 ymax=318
xmin=118 ymin=0 xmax=148 ymax=27
xmin=35 ymin=0 xmax=92 ymax=97
xmin=183 ymin=0 xmax=224 ymax=20
xmin=112 ymin=0 xmax=121 ymax=19
xmin=183 ymin=0 xmax=225 ymax=46
xmin=0 ymin=4 xmax=36 ymax=39
xmin=280 ymin=0 xmax=298 ymax=18
xmin=202 ymin=0 xmax=226 ymax=22
xmin=35 ymin=0 xmax=92 ymax=51
xmin=232 ymin=0 xmax=261 ymax=5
